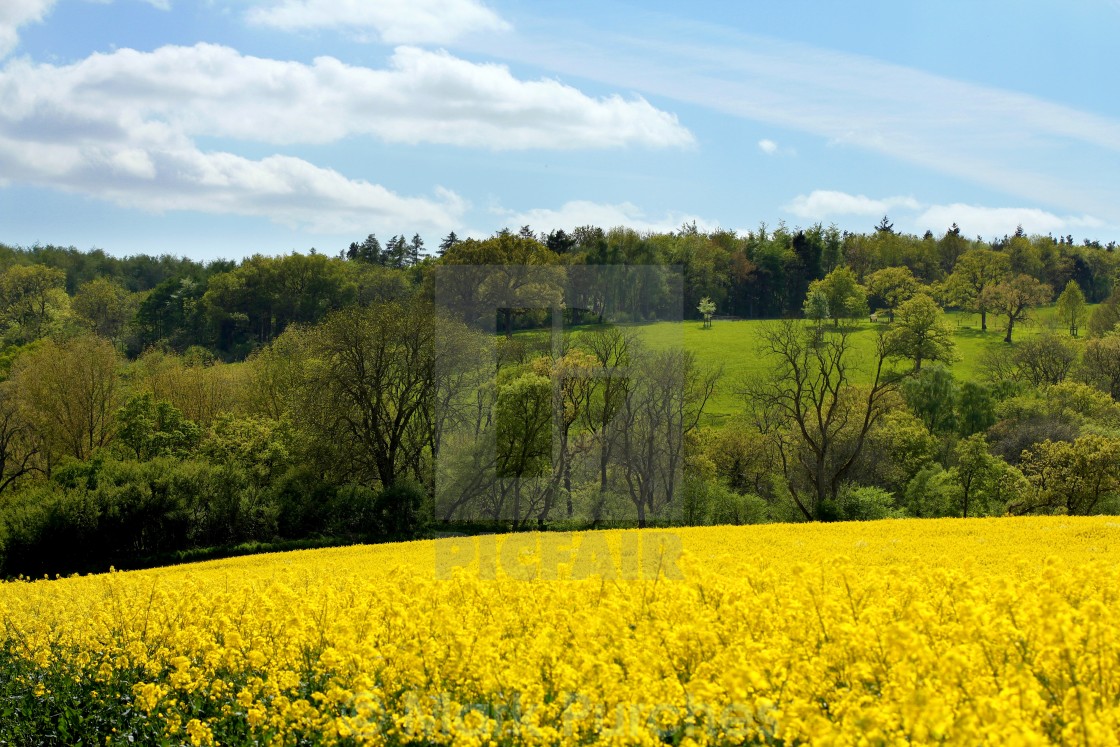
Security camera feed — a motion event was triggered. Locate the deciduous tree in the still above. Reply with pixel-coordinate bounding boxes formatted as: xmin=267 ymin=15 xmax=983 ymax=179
xmin=71 ymin=277 xmax=137 ymax=344
xmin=866 ymin=266 xmax=919 ymax=322
xmin=745 ymin=321 xmax=901 ymax=521
xmin=296 ymin=298 xmax=435 ymax=490
xmin=1018 ymin=435 xmax=1120 ymax=515
xmin=885 ymin=293 xmax=955 ymax=371
xmin=1079 ymin=334 xmax=1120 ymax=400
xmin=1011 ymin=334 xmax=1076 ymax=387
xmin=0 ymin=382 xmax=40 ymax=496
xmin=1056 ymin=279 xmax=1087 ymax=337
xmin=10 ymin=334 xmax=122 ymax=463
xmin=981 ymin=274 xmax=1052 ymax=343
xmin=0 ymin=264 xmax=68 ymax=342
xmin=806 ymin=266 xmax=868 ymax=326
xmin=943 ymin=248 xmax=1010 ymax=331
xmin=698 ymin=296 xmax=716 ymax=328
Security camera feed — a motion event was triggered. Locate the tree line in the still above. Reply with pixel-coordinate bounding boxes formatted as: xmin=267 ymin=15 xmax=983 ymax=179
xmin=2 ymin=219 xmax=1120 ymax=576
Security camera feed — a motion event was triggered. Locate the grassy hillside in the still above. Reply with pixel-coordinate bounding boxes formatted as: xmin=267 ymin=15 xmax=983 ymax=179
xmin=4 ymin=517 xmax=1120 ymax=744
xmin=634 ymin=304 xmax=1092 ymax=423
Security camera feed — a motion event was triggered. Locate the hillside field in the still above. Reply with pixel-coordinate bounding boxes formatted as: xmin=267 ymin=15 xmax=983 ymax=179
xmin=634 ymin=304 xmax=1089 ymax=423
xmin=3 ymin=517 xmax=1120 ymax=745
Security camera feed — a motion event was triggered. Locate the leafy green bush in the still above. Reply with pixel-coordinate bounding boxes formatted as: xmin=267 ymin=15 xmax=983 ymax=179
xmin=822 ymin=484 xmax=903 ymax=522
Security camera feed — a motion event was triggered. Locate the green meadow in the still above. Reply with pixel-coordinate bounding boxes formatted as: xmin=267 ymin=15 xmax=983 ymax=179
xmin=630 ymin=304 xmax=1092 ymax=424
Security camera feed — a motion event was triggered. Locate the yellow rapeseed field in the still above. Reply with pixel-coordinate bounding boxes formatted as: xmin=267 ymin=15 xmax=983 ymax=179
xmin=3 ymin=517 xmax=1120 ymax=745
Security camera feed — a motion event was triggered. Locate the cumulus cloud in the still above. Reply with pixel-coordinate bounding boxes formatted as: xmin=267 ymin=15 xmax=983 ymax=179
xmin=757 ymin=139 xmax=777 ymax=154
xmin=0 ymin=42 xmax=692 ymax=231
xmin=0 ymin=44 xmax=692 ymax=150
xmin=246 ymin=0 xmax=509 ymax=44
xmin=0 ymin=0 xmax=54 ymax=58
xmin=495 ymin=199 xmax=717 ymax=235
xmin=785 ymin=190 xmax=921 ymax=219
xmin=0 ymin=120 xmax=468 ymax=234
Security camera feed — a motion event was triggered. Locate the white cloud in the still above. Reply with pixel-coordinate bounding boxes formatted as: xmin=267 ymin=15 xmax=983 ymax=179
xmin=0 ymin=42 xmax=692 ymax=231
xmin=495 ymin=199 xmax=717 ymax=234
xmin=246 ymin=0 xmax=509 ymax=44
xmin=0 ymin=0 xmax=54 ymax=58
xmin=0 ymin=121 xmax=467 ymax=234
xmin=0 ymin=44 xmax=692 ymax=150
xmin=757 ymin=138 xmax=777 ymax=155
xmin=917 ymin=204 xmax=1106 ymax=240
xmin=785 ymin=190 xmax=920 ymax=219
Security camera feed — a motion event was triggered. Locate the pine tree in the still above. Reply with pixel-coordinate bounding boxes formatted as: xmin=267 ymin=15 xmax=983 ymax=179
xmin=408 ymin=234 xmax=424 ymax=265
xmin=438 ymin=231 xmax=460 ymax=257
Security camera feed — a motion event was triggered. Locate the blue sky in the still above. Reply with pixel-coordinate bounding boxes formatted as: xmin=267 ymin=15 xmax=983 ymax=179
xmin=1 ymin=0 xmax=1118 ymax=260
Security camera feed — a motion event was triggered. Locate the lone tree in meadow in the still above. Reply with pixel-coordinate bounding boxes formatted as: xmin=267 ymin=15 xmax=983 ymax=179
xmin=981 ymin=274 xmax=1052 ymax=343
xmin=885 ymin=293 xmax=956 ymax=372
xmin=698 ymin=296 xmax=716 ymax=328
xmin=943 ymin=248 xmax=1011 ymax=331
xmin=1056 ymin=279 xmax=1087 ymax=337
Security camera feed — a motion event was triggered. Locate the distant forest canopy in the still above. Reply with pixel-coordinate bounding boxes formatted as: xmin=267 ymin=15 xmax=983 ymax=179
xmin=2 ymin=219 xmax=1117 ymax=361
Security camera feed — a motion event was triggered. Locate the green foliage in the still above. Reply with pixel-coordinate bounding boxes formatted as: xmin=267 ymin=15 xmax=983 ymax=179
xmin=865 ymin=266 xmax=919 ymax=319
xmin=1010 ymin=333 xmax=1077 ymax=387
xmin=2 ymin=229 xmax=1119 ymax=576
xmin=886 ymin=293 xmax=955 ymax=371
xmin=821 ymin=484 xmax=902 ymax=522
xmin=9 ymin=334 xmax=122 ymax=461
xmin=115 ymin=392 xmax=200 ymax=460
xmin=1018 ymin=435 xmax=1120 ymax=515
xmin=807 ymin=266 xmax=869 ymax=325
xmin=943 ymin=248 xmax=1011 ymax=331
xmin=679 ymin=474 xmax=768 ymax=526
xmin=981 ymin=274 xmax=1052 ymax=343
xmin=902 ymin=365 xmax=958 ymax=433
xmin=0 ymin=263 xmax=69 ymax=343
xmin=950 ymin=434 xmax=1014 ymax=518
xmin=957 ymin=381 xmax=997 ymax=436
xmin=1088 ymin=289 xmax=1120 ymax=337
xmin=802 ymin=287 xmax=830 ymax=324
xmin=202 ymin=253 xmax=358 ymax=356
xmin=374 ymin=479 xmax=429 ymax=536
xmin=0 ymin=643 xmax=171 ymax=745
xmin=697 ymin=296 xmax=716 ymax=328
xmin=200 ymin=414 xmax=291 ymax=488
xmin=903 ymin=466 xmax=959 ymax=518
xmin=861 ymin=408 xmax=938 ymax=495
xmin=495 ymin=371 xmax=552 ymax=480
xmin=71 ymin=276 xmax=137 ymax=343
xmin=1056 ymin=279 xmax=1087 ymax=337
xmin=1079 ymin=334 xmax=1120 ymax=400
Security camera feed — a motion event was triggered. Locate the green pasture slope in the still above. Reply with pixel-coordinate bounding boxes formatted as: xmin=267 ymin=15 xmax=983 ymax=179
xmin=634 ymin=304 xmax=1093 ymax=425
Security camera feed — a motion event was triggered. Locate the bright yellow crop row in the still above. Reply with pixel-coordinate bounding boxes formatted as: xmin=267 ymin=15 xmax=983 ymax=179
xmin=3 ymin=517 xmax=1120 ymax=745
